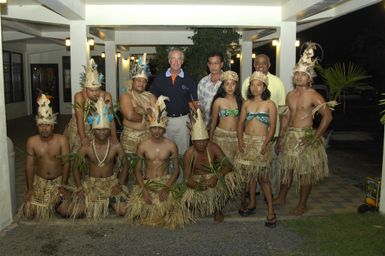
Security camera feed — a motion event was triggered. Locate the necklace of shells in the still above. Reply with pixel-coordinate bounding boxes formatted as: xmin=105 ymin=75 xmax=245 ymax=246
xmin=92 ymin=138 xmax=110 ymax=167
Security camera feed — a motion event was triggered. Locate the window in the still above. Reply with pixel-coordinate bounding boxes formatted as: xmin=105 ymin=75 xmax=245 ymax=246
xmin=3 ymin=51 xmax=24 ymax=103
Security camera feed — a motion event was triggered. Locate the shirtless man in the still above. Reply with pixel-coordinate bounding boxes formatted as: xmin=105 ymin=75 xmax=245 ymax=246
xmin=120 ymin=53 xmax=156 ymax=156
xmin=73 ymin=97 xmax=128 ymax=219
xmin=19 ymin=94 xmax=71 ymax=220
xmin=182 ymin=109 xmax=241 ymax=223
xmin=273 ymin=42 xmax=333 ymax=215
xmin=126 ymin=96 xmax=192 ymax=229
xmin=64 ymin=58 xmax=117 ymax=153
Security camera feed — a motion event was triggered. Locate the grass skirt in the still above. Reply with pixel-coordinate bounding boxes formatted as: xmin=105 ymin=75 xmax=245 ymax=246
xmin=181 ymin=172 xmax=242 ymax=217
xmin=63 ymin=116 xmax=93 ymax=153
xmin=71 ymin=174 xmax=128 ymax=220
xmin=233 ymin=134 xmax=272 ymax=182
xmin=125 ymin=175 xmax=193 ymax=229
xmin=278 ymin=127 xmax=329 ymax=190
xmin=213 ymin=127 xmax=238 ymax=162
xmin=120 ymin=126 xmax=150 ymax=154
xmin=18 ymin=175 xmax=62 ymax=221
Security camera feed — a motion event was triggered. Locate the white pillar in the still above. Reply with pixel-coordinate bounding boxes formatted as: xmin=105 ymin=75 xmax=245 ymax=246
xmin=70 ymin=20 xmax=89 ymax=106
xmin=105 ymin=41 xmax=117 ymax=101
xmin=119 ymin=53 xmax=131 ymax=97
xmin=276 ymin=21 xmax=296 ymax=93
xmin=0 ymin=14 xmax=13 ymax=231
xmin=240 ymin=39 xmax=253 ymax=83
xmin=380 ymin=127 xmax=385 ymax=214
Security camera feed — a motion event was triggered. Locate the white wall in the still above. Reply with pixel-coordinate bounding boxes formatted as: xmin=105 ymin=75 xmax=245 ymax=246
xmin=0 ymin=16 xmax=13 ymax=231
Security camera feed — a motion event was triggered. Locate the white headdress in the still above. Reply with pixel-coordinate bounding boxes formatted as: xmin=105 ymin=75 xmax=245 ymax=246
xmin=293 ymin=42 xmax=322 ymax=78
xmin=87 ymin=97 xmax=113 ymax=129
xmin=190 ymin=108 xmax=209 ymax=140
xmin=147 ymin=95 xmax=169 ymax=128
xmin=80 ymin=58 xmax=104 ymax=88
xmin=36 ymin=94 xmax=57 ymax=125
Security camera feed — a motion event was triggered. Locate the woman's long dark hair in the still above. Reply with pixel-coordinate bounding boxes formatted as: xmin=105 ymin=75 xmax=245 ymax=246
xmin=210 ymin=81 xmax=243 ymax=123
xmin=247 ymin=81 xmax=271 ymax=100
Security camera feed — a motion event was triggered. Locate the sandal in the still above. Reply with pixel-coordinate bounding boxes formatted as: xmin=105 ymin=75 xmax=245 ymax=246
xmin=265 ymin=213 xmax=277 ymax=228
xmin=239 ymin=207 xmax=257 ymax=217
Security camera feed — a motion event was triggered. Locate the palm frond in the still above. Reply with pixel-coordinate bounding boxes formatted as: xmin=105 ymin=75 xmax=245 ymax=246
xmin=316 ymin=62 xmax=371 ymax=101
xmin=57 ymin=152 xmax=88 ymax=174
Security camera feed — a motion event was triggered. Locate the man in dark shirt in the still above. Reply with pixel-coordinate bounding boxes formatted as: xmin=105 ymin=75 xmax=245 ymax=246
xmin=150 ymin=48 xmax=197 ymax=170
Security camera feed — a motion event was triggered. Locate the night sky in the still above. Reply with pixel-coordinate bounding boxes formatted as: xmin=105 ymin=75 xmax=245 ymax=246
xmin=255 ymin=2 xmax=385 ymax=90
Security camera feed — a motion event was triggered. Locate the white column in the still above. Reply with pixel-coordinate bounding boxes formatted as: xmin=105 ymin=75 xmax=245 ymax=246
xmin=380 ymin=128 xmax=385 ymax=214
xmin=240 ymin=39 xmax=253 ymax=83
xmin=105 ymin=41 xmax=117 ymax=101
xmin=119 ymin=52 xmax=131 ymax=97
xmin=70 ymin=20 xmax=89 ymax=106
xmin=276 ymin=21 xmax=296 ymax=93
xmin=0 ymin=15 xmax=13 ymax=231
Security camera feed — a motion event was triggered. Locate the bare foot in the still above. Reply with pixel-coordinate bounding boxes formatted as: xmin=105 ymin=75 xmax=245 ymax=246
xmin=290 ymin=206 xmax=306 ymax=216
xmin=214 ymin=211 xmax=224 ymax=223
xmin=272 ymin=198 xmax=285 ymax=206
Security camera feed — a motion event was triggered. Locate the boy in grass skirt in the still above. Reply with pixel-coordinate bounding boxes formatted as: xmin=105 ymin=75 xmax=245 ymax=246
xmin=18 ymin=94 xmax=72 ymax=220
xmin=125 ymin=96 xmax=193 ymax=229
xmin=72 ymin=97 xmax=129 ymax=219
xmin=182 ymin=109 xmax=242 ymax=222
xmin=274 ymin=42 xmax=334 ymax=216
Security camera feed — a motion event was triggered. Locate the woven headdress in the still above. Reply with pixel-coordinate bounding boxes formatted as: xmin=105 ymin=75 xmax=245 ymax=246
xmin=250 ymin=71 xmax=268 ymax=85
xmin=147 ymin=95 xmax=169 ymax=128
xmin=87 ymin=97 xmax=113 ymax=129
xmin=221 ymin=70 xmax=239 ymax=82
xmin=35 ymin=94 xmax=57 ymax=125
xmin=190 ymin=108 xmax=209 ymax=140
xmin=293 ymin=42 xmax=321 ymax=78
xmin=80 ymin=58 xmax=104 ymax=88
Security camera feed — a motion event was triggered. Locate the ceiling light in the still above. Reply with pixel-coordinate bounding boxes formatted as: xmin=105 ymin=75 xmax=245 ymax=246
xmin=65 ymin=37 xmax=71 ymax=47
xmin=101 ymin=52 xmax=105 ymax=58
xmin=116 ymin=52 xmax=121 ymax=58
xmin=295 ymin=40 xmax=300 ymax=47
xmin=272 ymin=40 xmax=279 ymax=47
xmin=252 ymin=53 xmax=256 ymax=59
xmin=88 ymin=37 xmax=95 ymax=46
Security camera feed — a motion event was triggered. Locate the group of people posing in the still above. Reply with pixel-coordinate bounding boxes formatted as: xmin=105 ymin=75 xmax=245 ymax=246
xmin=19 ymin=42 xmax=334 ymax=229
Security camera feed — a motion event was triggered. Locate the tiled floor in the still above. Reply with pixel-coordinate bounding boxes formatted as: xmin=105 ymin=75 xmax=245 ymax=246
xmin=7 ymin=115 xmax=365 ymax=221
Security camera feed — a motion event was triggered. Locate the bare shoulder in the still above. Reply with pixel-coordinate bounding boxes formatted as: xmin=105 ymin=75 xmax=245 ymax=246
xmin=183 ymin=146 xmax=193 ymax=159
xmin=208 ymin=141 xmax=221 ymax=152
xmin=164 ymin=138 xmax=178 ymax=150
xmin=74 ymin=91 xmax=85 ymax=103
xmin=266 ymin=99 xmax=276 ymax=107
xmin=26 ymin=135 xmax=40 ymax=146
xmin=53 ymin=134 xmax=68 ymax=143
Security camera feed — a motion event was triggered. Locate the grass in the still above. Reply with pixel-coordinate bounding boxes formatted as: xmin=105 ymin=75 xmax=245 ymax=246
xmin=276 ymin=212 xmax=385 ymax=256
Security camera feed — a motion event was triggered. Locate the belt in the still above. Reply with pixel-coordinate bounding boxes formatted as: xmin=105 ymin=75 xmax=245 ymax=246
xmin=167 ymin=113 xmax=188 ymax=117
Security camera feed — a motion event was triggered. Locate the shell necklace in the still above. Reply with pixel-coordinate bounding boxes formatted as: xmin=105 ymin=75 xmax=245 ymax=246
xmin=92 ymin=138 xmax=110 ymax=167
